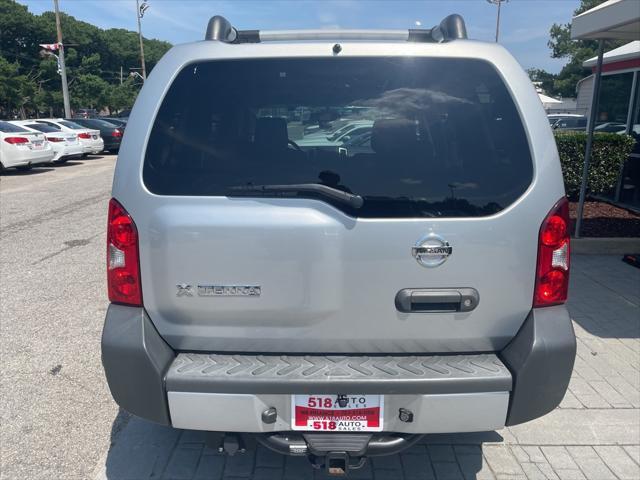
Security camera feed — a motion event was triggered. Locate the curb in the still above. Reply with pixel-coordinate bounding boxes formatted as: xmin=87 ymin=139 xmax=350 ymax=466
xmin=572 ymin=237 xmax=640 ymax=255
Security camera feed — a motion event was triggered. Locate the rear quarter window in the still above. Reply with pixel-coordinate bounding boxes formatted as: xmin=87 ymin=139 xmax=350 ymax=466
xmin=0 ymin=121 xmax=29 ymax=133
xmin=143 ymin=57 xmax=533 ymax=218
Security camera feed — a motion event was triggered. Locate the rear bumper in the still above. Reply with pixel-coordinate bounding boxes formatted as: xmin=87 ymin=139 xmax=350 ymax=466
xmin=2 ymin=148 xmax=54 ymax=168
xmin=103 ymin=138 xmax=121 ymax=150
xmin=80 ymin=138 xmax=104 ymax=154
xmin=101 ymin=304 xmax=575 ymax=431
xmin=55 ymin=144 xmax=84 ymax=162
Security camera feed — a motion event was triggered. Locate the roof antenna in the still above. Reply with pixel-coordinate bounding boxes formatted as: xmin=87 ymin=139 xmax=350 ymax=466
xmin=205 ymin=16 xmax=237 ymax=42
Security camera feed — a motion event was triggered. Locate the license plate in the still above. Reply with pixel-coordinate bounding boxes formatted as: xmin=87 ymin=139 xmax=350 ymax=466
xmin=31 ymin=141 xmax=43 ymax=149
xmin=291 ymin=395 xmax=383 ymax=432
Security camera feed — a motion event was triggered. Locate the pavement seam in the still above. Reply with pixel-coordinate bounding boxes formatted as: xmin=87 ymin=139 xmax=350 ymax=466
xmin=0 ymin=191 xmax=109 ymax=239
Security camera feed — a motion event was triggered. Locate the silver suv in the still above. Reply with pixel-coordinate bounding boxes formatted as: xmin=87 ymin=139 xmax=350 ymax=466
xmin=102 ymin=14 xmax=575 ymax=475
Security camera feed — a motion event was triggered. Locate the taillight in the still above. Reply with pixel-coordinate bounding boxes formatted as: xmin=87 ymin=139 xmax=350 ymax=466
xmin=534 ymin=198 xmax=570 ymax=307
xmin=107 ymin=199 xmax=142 ymax=306
xmin=4 ymin=137 xmax=29 ymax=144
xmin=111 ymin=129 xmax=122 ymax=138
xmin=78 ymin=132 xmax=91 ymax=139
xmin=47 ymin=136 xmax=65 ymax=142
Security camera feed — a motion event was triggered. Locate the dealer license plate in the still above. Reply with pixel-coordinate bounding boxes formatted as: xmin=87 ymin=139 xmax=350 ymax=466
xmin=291 ymin=395 xmax=383 ymax=432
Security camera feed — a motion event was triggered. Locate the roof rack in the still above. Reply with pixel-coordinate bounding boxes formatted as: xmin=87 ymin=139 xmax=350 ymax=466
xmin=204 ymin=14 xmax=467 ymax=44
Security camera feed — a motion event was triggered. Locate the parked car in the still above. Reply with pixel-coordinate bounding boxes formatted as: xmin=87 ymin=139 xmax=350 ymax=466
xmin=0 ymin=120 xmax=54 ymax=171
xmin=336 ymin=129 xmax=373 ymax=156
xmin=547 ymin=114 xmax=587 ymax=131
xmin=100 ymin=117 xmax=128 ymax=129
xmin=33 ymin=119 xmax=104 ymax=155
xmin=297 ymin=121 xmax=373 ymax=147
xmin=70 ymin=118 xmax=123 ymax=153
xmin=102 ymin=14 xmax=575 ymax=474
xmin=594 ymin=122 xmax=627 ymax=133
xmin=116 ymin=109 xmax=131 ymax=118
xmin=10 ymin=120 xmax=83 ymax=163
xmin=75 ymin=108 xmax=98 ymax=118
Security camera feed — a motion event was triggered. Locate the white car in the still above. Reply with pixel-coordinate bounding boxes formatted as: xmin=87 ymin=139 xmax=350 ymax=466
xmin=0 ymin=120 xmax=54 ymax=171
xmin=33 ymin=118 xmax=104 ymax=155
xmin=10 ymin=121 xmax=84 ymax=163
xmin=297 ymin=121 xmax=374 ymax=147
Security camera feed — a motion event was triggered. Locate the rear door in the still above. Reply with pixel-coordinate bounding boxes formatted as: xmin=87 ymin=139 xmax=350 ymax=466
xmin=132 ymin=56 xmax=544 ymax=354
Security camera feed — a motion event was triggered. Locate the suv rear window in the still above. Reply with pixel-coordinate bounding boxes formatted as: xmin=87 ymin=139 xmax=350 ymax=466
xmin=144 ymin=57 xmax=532 ymax=217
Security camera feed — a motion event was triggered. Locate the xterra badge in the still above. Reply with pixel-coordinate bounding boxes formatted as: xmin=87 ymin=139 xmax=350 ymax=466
xmin=412 ymin=234 xmax=452 ymax=268
xmin=176 ymin=284 xmax=261 ymax=297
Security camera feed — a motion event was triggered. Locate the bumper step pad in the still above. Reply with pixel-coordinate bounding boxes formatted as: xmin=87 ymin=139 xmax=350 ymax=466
xmin=166 ymin=353 xmax=512 ymax=395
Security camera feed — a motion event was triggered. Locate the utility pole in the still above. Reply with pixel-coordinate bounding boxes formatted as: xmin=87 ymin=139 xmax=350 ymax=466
xmin=120 ymin=66 xmax=123 ymax=85
xmin=486 ymin=0 xmax=509 ymax=43
xmin=136 ymin=0 xmax=148 ymax=80
xmin=53 ymin=0 xmax=71 ymax=117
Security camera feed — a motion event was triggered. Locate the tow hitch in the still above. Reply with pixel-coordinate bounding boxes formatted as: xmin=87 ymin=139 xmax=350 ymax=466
xmin=255 ymin=432 xmax=423 ymax=477
xmin=323 ymin=452 xmax=366 ymax=476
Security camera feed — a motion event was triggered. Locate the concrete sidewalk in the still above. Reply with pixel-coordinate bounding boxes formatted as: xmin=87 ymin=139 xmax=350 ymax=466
xmin=94 ymin=255 xmax=640 ymax=480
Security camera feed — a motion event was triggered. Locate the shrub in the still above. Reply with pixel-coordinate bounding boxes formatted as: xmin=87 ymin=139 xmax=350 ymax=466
xmin=554 ymin=131 xmax=636 ymax=198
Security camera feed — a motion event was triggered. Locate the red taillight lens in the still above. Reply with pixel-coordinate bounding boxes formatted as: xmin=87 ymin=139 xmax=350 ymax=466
xmin=78 ymin=132 xmax=91 ymax=139
xmin=111 ymin=129 xmax=122 ymax=138
xmin=4 ymin=137 xmax=29 ymax=144
xmin=46 ymin=136 xmax=65 ymax=142
xmin=107 ymin=198 xmax=142 ymax=306
xmin=534 ymin=198 xmax=570 ymax=307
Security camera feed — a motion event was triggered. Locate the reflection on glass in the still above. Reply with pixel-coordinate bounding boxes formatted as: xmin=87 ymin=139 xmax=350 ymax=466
xmin=144 ymin=57 xmax=534 ymax=218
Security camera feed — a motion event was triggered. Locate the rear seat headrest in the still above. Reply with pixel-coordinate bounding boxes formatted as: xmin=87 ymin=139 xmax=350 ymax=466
xmin=371 ymin=118 xmax=419 ymax=154
xmin=254 ymin=117 xmax=288 ymax=149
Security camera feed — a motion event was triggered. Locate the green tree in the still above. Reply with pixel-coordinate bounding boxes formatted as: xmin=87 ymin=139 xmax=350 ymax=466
xmin=106 ymin=80 xmax=139 ymax=113
xmin=548 ymin=0 xmax=626 ymax=98
xmin=527 ymin=68 xmax=558 ymax=96
xmin=0 ymin=0 xmax=171 ymax=116
xmin=0 ymin=57 xmax=21 ymax=116
xmin=70 ymin=73 xmax=109 ymax=109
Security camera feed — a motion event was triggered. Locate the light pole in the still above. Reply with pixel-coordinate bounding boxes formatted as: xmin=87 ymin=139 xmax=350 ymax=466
xmin=136 ymin=0 xmax=149 ymax=80
xmin=53 ymin=0 xmax=71 ymax=117
xmin=486 ymin=0 xmax=509 ymax=43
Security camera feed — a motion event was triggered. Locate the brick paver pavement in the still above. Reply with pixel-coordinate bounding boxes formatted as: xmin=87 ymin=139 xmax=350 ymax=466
xmin=94 ymin=255 xmax=640 ymax=480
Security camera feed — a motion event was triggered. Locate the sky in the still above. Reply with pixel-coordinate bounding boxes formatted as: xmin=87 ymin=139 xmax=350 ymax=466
xmin=18 ymin=0 xmax=582 ymax=73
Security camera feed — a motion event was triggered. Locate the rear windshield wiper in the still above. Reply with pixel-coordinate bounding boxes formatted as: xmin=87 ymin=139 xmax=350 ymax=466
xmin=229 ymin=183 xmax=364 ymax=209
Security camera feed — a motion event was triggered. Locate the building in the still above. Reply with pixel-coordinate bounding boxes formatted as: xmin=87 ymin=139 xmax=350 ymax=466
xmin=572 ymin=0 xmax=640 ymax=209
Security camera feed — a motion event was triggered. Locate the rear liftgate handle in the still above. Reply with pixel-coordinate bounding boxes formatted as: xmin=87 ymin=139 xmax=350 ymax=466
xmin=394 ymin=288 xmax=479 ymax=313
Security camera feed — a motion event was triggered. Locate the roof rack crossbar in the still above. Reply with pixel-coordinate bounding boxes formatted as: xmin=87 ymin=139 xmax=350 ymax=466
xmin=204 ymin=14 xmax=467 ymax=44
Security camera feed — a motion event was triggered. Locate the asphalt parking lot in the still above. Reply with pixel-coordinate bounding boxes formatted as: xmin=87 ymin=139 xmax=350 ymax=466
xmin=1 ymin=157 xmax=639 ymax=480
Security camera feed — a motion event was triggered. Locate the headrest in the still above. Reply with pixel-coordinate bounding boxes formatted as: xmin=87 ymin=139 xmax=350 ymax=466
xmin=254 ymin=117 xmax=288 ymax=150
xmin=371 ymin=118 xmax=419 ymax=154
